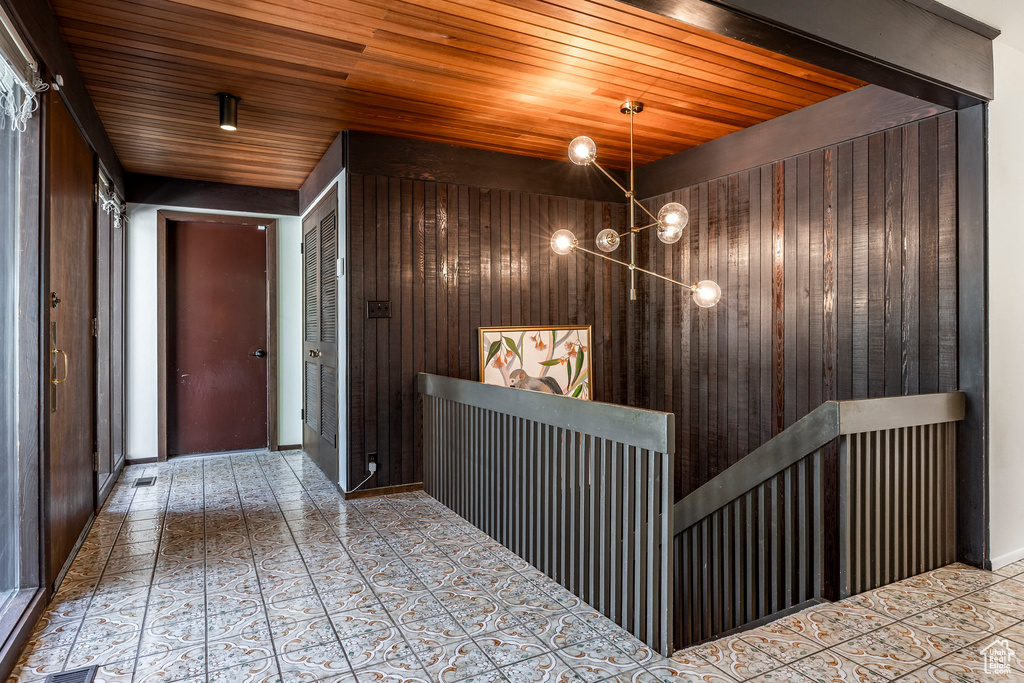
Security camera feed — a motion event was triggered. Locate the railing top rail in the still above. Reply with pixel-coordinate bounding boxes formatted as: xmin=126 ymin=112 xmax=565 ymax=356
xmin=838 ymin=392 xmax=965 ymax=434
xmin=674 ymin=391 xmax=965 ymax=533
xmin=417 ymin=373 xmax=675 ymax=454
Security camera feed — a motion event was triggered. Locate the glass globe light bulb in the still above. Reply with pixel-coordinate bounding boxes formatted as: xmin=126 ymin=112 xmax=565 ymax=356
xmin=567 ymin=136 xmax=597 ymax=165
xmin=657 ymin=223 xmax=684 ymax=244
xmin=657 ymin=202 xmax=688 ymax=229
xmin=550 ymin=229 xmax=577 ymax=255
xmin=596 ymin=228 xmax=621 ymax=253
xmin=691 ymin=280 xmax=722 ymax=308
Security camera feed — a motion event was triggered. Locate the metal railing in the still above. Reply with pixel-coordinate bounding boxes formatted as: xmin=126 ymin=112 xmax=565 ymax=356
xmin=673 ymin=392 xmax=964 ymax=647
xmin=419 ymin=373 xmax=676 ymax=655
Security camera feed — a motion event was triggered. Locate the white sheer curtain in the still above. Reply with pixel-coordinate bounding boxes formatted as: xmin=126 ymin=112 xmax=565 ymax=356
xmin=0 ymin=5 xmax=46 ymax=132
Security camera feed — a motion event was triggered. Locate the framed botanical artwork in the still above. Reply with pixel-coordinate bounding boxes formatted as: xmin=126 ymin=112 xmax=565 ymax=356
xmin=479 ymin=325 xmax=592 ymax=400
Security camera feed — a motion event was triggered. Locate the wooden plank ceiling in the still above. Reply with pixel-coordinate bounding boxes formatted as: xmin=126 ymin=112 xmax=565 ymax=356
xmin=49 ymin=0 xmax=864 ymax=190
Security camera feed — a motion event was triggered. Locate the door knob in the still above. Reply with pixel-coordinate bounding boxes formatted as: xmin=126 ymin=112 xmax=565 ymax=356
xmin=250 ymin=348 xmax=266 ymax=358
xmin=308 ymin=349 xmax=321 ymax=358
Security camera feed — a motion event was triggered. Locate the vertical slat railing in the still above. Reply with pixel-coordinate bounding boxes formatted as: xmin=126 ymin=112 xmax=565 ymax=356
xmin=838 ymin=420 xmax=959 ymax=597
xmin=418 ymin=373 xmax=675 ymax=655
xmin=674 ymin=392 xmax=965 ymax=649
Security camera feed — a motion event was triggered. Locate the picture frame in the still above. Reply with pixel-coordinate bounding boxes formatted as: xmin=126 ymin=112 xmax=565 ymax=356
xmin=478 ymin=325 xmax=592 ymax=400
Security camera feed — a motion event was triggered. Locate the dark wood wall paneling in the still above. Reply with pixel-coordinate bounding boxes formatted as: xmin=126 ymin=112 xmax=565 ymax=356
xmin=346 ymin=176 xmax=631 ymax=489
xmin=637 ymin=113 xmax=960 ymax=499
xmin=344 ymin=110 xmax=960 ymax=498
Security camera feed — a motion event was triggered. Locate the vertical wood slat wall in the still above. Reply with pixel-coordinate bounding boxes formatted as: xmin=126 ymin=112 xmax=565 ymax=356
xmin=346 ymin=112 xmax=959 ymax=497
xmin=638 ymin=113 xmax=959 ymax=500
xmin=347 ymin=177 xmax=629 ymax=490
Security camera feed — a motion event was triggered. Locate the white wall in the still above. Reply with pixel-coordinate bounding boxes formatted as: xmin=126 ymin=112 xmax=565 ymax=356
xmin=126 ymin=204 xmax=303 ymax=459
xmin=931 ymin=0 xmax=1024 ymax=569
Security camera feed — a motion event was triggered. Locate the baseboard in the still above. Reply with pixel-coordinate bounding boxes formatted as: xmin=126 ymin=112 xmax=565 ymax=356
xmin=991 ymin=546 xmax=1024 ymax=571
xmin=339 ymin=482 xmax=423 ymax=500
xmin=125 ymin=457 xmax=159 ymax=465
xmin=274 ymin=444 xmax=301 ymax=451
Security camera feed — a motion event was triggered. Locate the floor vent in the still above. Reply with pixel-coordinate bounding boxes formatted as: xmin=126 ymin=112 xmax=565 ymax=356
xmin=134 ymin=476 xmax=156 ymax=487
xmin=44 ymin=667 xmax=97 ymax=683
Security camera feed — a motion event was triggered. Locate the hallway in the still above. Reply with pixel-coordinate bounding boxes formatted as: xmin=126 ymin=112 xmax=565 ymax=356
xmin=10 ymin=451 xmax=1024 ymax=682
xmin=11 ymin=452 xmax=685 ymax=682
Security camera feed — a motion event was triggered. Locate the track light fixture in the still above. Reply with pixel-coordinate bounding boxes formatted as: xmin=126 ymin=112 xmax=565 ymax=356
xmin=552 ymin=101 xmax=721 ymax=308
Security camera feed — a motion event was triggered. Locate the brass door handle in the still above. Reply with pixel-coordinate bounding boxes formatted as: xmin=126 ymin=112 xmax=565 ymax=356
xmin=51 ymin=348 xmax=68 ymax=385
xmin=308 ymin=349 xmax=322 ymax=358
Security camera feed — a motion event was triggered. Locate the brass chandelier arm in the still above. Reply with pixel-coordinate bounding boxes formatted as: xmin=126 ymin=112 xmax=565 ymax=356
xmin=591 ymin=160 xmax=629 ymax=195
xmin=573 ymin=243 xmax=697 ymax=292
xmin=591 ymin=160 xmax=659 ymax=224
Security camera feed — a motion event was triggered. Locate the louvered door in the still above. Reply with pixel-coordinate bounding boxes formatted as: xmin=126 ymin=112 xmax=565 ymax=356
xmin=302 ymin=186 xmax=340 ymax=483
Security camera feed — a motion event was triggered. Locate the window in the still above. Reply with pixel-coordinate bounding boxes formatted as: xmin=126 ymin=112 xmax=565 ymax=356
xmin=0 ymin=97 xmax=19 ymax=610
xmin=0 ymin=5 xmax=44 ymax=667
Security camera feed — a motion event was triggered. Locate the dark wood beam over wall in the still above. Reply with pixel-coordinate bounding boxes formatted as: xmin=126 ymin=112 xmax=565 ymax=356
xmin=299 ymin=132 xmax=346 ymax=216
xmin=346 ymin=132 xmax=626 ymax=205
xmin=613 ymin=0 xmax=993 ymax=108
xmin=0 ymin=0 xmax=124 ymax=193
xmin=126 ymin=174 xmax=299 ymax=216
xmin=637 ymin=86 xmax=950 ymax=197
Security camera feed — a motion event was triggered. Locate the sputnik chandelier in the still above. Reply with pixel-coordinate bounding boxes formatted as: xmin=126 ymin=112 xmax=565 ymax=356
xmin=550 ymin=101 xmax=722 ymax=308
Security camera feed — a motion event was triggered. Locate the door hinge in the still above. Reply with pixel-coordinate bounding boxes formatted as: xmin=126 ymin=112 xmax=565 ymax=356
xmin=300 ymin=242 xmax=304 ymax=254
xmin=94 ymin=183 xmax=99 ymax=203
xmin=93 ymin=452 xmax=99 ymax=471
xmin=92 ymin=317 xmax=98 ymax=337
xmin=301 ymin=409 xmax=305 ymax=421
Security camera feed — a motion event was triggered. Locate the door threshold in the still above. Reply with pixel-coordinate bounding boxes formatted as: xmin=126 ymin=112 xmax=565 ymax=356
xmin=169 ymin=447 xmax=270 ymax=460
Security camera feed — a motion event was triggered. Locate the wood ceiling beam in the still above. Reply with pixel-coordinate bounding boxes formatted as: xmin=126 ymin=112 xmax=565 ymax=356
xmin=613 ymin=0 xmax=994 ymax=107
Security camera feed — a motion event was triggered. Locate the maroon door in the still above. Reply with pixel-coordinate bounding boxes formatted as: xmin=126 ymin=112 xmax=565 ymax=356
xmin=168 ymin=221 xmax=268 ymax=455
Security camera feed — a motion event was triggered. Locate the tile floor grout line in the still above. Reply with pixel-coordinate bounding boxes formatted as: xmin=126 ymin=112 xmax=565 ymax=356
xmin=126 ymin=460 xmax=174 ymax=682
xmin=260 ymin=452 xmax=364 ymax=679
xmin=52 ymin=475 xmax=135 ymax=674
xmin=227 ymin=452 xmax=287 ymax=683
xmin=280 ymin=458 xmax=504 ymax=679
xmin=202 ymin=457 xmax=210 ymax=683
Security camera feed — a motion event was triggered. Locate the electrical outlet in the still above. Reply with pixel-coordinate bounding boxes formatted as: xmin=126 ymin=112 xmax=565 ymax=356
xmin=367 ymin=452 xmax=378 ymax=473
xmin=366 ymin=301 xmax=392 ymax=319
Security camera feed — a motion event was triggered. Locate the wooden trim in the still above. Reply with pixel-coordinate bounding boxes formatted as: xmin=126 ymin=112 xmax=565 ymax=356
xmin=346 ymin=132 xmax=625 ymax=204
xmin=612 ymin=0 xmax=993 ymax=107
xmin=636 ymin=86 xmax=950 ymax=198
xmin=267 ymin=220 xmax=279 ymax=451
xmin=0 ymin=0 xmax=124 ymax=192
xmin=299 ymin=132 xmax=346 ymax=215
xmin=273 ymin=443 xmax=301 ymax=451
xmin=340 ymin=482 xmax=423 ymax=500
xmin=156 ymin=212 xmax=167 ymax=461
xmin=127 ymin=174 xmax=299 ymax=216
xmin=156 ymin=211 xmax=280 ymax=458
xmin=956 ymin=104 xmax=988 ymax=568
xmin=0 ymin=589 xmax=46 ymax=681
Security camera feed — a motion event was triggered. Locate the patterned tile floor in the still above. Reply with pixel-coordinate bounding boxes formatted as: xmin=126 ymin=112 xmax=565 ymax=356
xmin=9 ymin=451 xmax=1024 ymax=683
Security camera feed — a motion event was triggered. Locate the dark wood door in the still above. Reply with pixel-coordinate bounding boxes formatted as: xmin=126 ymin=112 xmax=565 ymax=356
xmin=47 ymin=92 xmax=97 ymax=589
xmin=302 ymin=187 xmax=340 ymax=483
xmin=167 ymin=221 xmax=268 ymax=455
xmin=94 ymin=175 xmax=126 ymax=502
